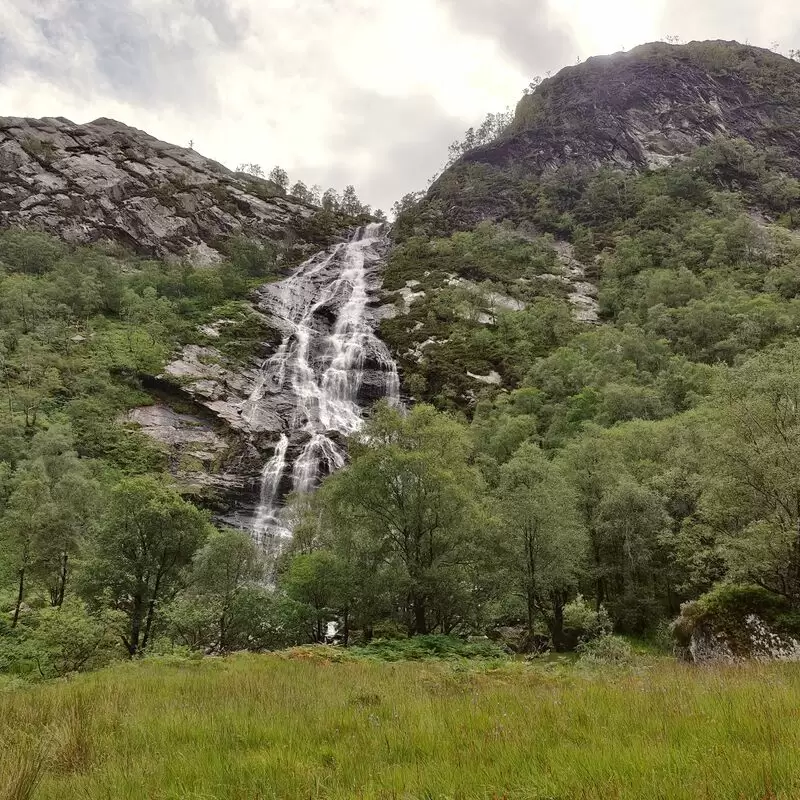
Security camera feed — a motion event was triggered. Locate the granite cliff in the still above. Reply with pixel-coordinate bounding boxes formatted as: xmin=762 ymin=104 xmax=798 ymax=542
xmin=0 ymin=116 xmax=320 ymax=262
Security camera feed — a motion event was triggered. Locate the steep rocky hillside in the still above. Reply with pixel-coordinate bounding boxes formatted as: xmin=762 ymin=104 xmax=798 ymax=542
xmin=0 ymin=117 xmax=377 ymax=536
xmin=5 ymin=37 xmax=800 ymax=681
xmin=409 ymin=40 xmax=800 ymax=235
xmin=0 ymin=116 xmax=324 ymax=262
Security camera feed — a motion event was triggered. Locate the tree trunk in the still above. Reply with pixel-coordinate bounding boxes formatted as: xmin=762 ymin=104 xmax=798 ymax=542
xmin=526 ymin=586 xmax=536 ymax=641
xmin=4 ymin=374 xmax=13 ymax=421
xmin=595 ymin=577 xmax=605 ymax=612
xmin=11 ymin=567 xmax=25 ymax=628
xmin=127 ymin=597 xmax=143 ymax=656
xmin=219 ymin=611 xmax=228 ymax=653
xmin=54 ymin=550 xmax=68 ymax=607
xmin=525 ymin=530 xmax=537 ymax=648
xmin=141 ymin=572 xmax=164 ymax=654
xmin=524 ymin=587 xmax=537 ymax=652
xmin=412 ymin=598 xmax=428 ymax=636
xmin=791 ymin=519 xmax=800 ymax=606
xmin=551 ymin=593 xmax=566 ymax=652
xmin=342 ymin=608 xmax=350 ymax=647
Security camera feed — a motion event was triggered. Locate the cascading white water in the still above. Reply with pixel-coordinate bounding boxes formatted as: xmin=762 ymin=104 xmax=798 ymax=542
xmin=242 ymin=223 xmax=399 ymax=548
xmin=252 ymin=433 xmax=289 ymax=536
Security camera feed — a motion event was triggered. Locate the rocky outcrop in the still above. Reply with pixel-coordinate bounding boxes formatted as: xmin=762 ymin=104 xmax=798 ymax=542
xmin=553 ymin=242 xmax=599 ymax=323
xmin=488 ymin=41 xmax=800 ymax=175
xmin=0 ymin=116 xmax=319 ymax=261
xmin=684 ymin=615 xmax=800 ymax=663
xmin=673 ymin=585 xmax=800 ymax=663
xmin=163 ymin=344 xmax=270 ymax=432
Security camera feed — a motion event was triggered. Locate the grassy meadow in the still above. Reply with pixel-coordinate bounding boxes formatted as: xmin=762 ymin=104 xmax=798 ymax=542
xmin=2 ymin=651 xmax=800 ymax=800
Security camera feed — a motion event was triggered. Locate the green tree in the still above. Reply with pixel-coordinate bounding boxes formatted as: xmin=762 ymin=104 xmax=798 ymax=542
xmin=284 ymin=551 xmax=343 ymax=642
xmin=593 ymin=478 xmax=671 ymax=631
xmin=340 ymin=185 xmax=363 ymax=216
xmin=321 ymin=188 xmax=341 ymax=213
xmin=26 ymin=426 xmax=99 ymax=607
xmin=0 ymin=463 xmax=54 ymax=626
xmin=186 ymin=528 xmax=266 ymax=651
xmin=290 ymin=180 xmax=314 ymax=204
xmin=80 ymin=476 xmax=212 ymax=655
xmin=700 ymin=343 xmax=800 ymax=606
xmin=268 ymin=166 xmax=290 ymax=194
xmin=493 ymin=442 xmax=587 ymax=649
xmin=9 ymin=336 xmax=62 ymax=428
xmin=314 ymin=403 xmax=484 ymax=635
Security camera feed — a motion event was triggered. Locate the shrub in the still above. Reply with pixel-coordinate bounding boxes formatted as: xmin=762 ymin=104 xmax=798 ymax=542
xmin=563 ymin=595 xmax=613 ymax=648
xmin=0 ymin=603 xmax=124 ymax=679
xmin=350 ymin=635 xmax=509 ymax=662
xmin=370 ymin=620 xmax=407 ymax=640
xmin=577 ymin=635 xmax=634 ymax=666
xmin=0 ymin=230 xmax=66 ymax=274
xmin=220 ymin=235 xmax=277 ymax=278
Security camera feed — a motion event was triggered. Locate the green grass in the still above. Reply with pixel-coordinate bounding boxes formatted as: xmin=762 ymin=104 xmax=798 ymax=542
xmin=2 ymin=653 xmax=800 ymax=799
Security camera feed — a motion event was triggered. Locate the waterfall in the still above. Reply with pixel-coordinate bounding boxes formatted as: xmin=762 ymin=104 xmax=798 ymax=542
xmin=242 ymin=223 xmax=399 ymax=550
xmin=252 ymin=434 xmax=290 ymax=539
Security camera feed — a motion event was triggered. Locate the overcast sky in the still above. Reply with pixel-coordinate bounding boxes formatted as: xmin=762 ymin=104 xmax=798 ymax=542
xmin=1 ymin=0 xmax=799 ymax=212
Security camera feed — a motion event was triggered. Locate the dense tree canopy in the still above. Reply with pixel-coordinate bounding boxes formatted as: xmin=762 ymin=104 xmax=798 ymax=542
xmin=3 ymin=122 xmax=800 ymax=676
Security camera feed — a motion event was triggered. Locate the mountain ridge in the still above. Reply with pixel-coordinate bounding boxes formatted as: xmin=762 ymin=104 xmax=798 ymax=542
xmin=0 ymin=115 xmax=327 ymax=261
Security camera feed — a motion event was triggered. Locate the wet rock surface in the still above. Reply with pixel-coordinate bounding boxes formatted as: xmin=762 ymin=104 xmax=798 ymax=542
xmin=242 ymin=224 xmax=400 ymax=543
xmin=128 ymin=227 xmax=400 ymax=539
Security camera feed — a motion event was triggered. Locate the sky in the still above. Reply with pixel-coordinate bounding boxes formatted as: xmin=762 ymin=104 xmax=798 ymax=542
xmin=1 ymin=0 xmax=799 ymax=212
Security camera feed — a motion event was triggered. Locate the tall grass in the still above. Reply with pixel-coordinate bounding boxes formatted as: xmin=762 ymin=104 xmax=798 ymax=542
xmin=2 ymin=653 xmax=800 ymax=799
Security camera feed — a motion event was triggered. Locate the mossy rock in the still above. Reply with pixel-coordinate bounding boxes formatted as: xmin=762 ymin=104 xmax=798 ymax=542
xmin=673 ymin=584 xmax=800 ymax=659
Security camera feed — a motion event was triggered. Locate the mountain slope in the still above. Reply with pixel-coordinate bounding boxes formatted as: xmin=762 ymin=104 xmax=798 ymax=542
xmin=0 ymin=116 xmax=320 ymax=261
xmin=409 ymin=41 xmax=800 ymax=236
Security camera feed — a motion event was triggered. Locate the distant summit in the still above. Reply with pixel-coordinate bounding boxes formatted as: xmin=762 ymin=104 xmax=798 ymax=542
xmin=415 ymin=40 xmax=800 ymax=234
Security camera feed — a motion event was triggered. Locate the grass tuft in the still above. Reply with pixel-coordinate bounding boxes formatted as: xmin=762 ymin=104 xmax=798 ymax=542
xmin=1 ymin=741 xmax=45 ymax=800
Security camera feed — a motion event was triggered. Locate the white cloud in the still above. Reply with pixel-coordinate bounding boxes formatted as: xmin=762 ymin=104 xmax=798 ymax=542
xmin=658 ymin=0 xmax=800 ymax=49
xmin=549 ymin=0 xmax=665 ymax=57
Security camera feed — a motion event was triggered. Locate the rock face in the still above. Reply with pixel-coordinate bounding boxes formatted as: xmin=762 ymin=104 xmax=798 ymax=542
xmin=553 ymin=242 xmax=599 ymax=323
xmin=163 ymin=344 xmax=270 ymax=433
xmin=0 ymin=116 xmax=318 ymax=260
xmin=423 ymin=41 xmax=800 ymax=232
xmin=673 ymin=586 xmax=800 ymax=663
xmin=499 ymin=41 xmax=800 ymax=171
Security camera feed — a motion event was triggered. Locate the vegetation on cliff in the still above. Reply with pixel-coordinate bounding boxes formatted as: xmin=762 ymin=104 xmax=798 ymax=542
xmin=293 ymin=44 xmax=800 ymax=653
